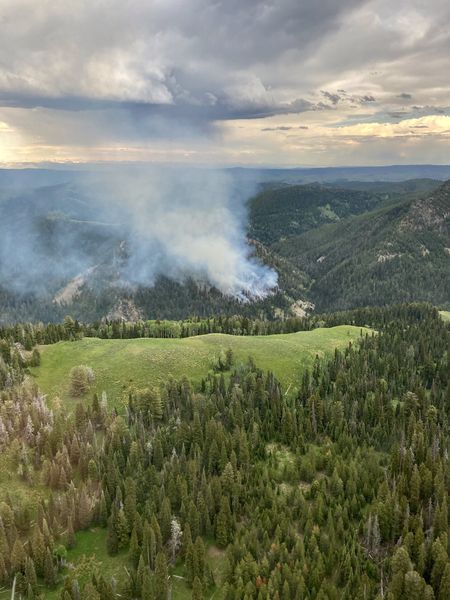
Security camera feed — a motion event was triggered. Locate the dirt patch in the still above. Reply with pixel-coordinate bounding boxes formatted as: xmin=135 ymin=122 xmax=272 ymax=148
xmin=208 ymin=546 xmax=225 ymax=559
xmin=54 ymin=266 xmax=97 ymax=305
xmin=377 ymin=252 xmax=402 ymax=263
xmin=290 ymin=299 xmax=315 ymax=317
xmin=105 ymin=299 xmax=144 ymax=322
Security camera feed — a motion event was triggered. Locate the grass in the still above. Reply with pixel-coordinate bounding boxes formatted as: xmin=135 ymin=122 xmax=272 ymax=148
xmin=61 ymin=528 xmax=128 ymax=585
xmin=30 ymin=326 xmax=372 ymax=407
xmin=0 ymin=526 xmax=227 ymax=600
xmin=0 ymin=528 xmax=129 ymax=600
xmin=266 ymin=442 xmax=295 ymax=470
xmin=0 ymin=446 xmax=49 ymax=507
xmin=172 ymin=540 xmax=227 ymax=600
xmin=439 ymin=310 xmax=450 ymax=323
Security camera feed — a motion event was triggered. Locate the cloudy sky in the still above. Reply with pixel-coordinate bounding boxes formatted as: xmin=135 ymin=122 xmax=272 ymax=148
xmin=0 ymin=0 xmax=449 ymax=167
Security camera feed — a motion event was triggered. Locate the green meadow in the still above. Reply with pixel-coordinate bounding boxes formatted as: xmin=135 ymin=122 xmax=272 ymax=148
xmin=439 ymin=310 xmax=450 ymax=323
xmin=30 ymin=325 xmax=372 ymax=406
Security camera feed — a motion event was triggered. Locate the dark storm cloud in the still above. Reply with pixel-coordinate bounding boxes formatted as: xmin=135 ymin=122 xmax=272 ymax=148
xmin=1 ymin=0 xmax=450 ymax=161
xmin=0 ymin=0 xmax=364 ymax=124
xmin=321 ymin=91 xmax=341 ymax=105
xmin=261 ymin=125 xmax=309 ymax=132
xmin=320 ymin=90 xmax=376 ymax=107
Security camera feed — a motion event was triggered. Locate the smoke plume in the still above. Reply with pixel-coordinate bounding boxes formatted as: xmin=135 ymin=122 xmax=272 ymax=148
xmin=0 ymin=166 xmax=278 ymax=301
xmin=85 ymin=166 xmax=278 ymax=299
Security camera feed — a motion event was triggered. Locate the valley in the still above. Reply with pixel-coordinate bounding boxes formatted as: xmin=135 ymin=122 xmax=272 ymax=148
xmin=0 ymin=172 xmax=449 ymax=324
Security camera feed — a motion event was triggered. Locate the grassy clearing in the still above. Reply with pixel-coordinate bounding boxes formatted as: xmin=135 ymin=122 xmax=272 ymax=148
xmin=0 ymin=528 xmax=129 ymax=600
xmin=439 ymin=310 xmax=450 ymax=323
xmin=266 ymin=442 xmax=295 ymax=470
xmin=0 ymin=527 xmax=228 ymax=600
xmin=0 ymin=446 xmax=48 ymax=507
xmin=172 ymin=540 xmax=227 ymax=600
xmin=30 ymin=326 xmax=371 ymax=407
xmin=59 ymin=527 xmax=129 ymax=588
xmin=266 ymin=442 xmax=329 ymax=497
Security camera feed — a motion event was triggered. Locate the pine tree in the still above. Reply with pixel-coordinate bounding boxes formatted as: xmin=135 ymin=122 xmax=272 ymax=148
xmin=389 ymin=546 xmax=411 ymax=599
xmin=67 ymin=516 xmax=76 ymax=549
xmin=216 ymin=497 xmax=231 ymax=547
xmin=70 ymin=367 xmax=91 ymax=398
xmin=0 ymin=554 xmax=7 ymax=586
xmin=129 ymin=526 xmax=141 ymax=568
xmin=186 ymin=541 xmax=195 ymax=584
xmin=409 ymin=466 xmax=421 ymax=513
xmin=124 ymin=477 xmax=137 ymax=532
xmin=439 ymin=563 xmax=450 ymax=600
xmin=159 ymin=497 xmax=172 ymax=544
xmin=11 ymin=538 xmax=27 ymax=572
xmin=404 ymin=571 xmax=426 ymax=600
xmin=24 ymin=557 xmax=37 ymax=592
xmin=107 ymin=514 xmax=119 ymax=556
xmin=142 ymin=570 xmax=155 ymax=600
xmin=192 ymin=576 xmax=203 ymax=600
xmin=136 ymin=554 xmax=146 ymax=596
xmin=193 ymin=537 xmax=206 ymax=583
xmin=431 ymin=539 xmax=447 ymax=591
xmin=154 ymin=552 xmax=168 ymax=600
xmin=116 ymin=508 xmax=129 ymax=549
xmin=31 ymin=526 xmax=46 ymax=575
xmin=83 ymin=582 xmax=101 ymax=600
xmin=77 ymin=487 xmax=91 ymax=530
xmin=221 ymin=462 xmax=234 ymax=497
xmin=44 ymin=547 xmax=57 ymax=587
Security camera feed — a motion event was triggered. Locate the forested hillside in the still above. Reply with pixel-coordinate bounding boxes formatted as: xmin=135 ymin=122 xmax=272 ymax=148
xmin=248 ymin=184 xmax=385 ymax=244
xmin=257 ymin=180 xmax=449 ymax=312
xmin=0 ymin=304 xmax=448 ymax=599
xmin=0 ymin=176 xmax=449 ymax=323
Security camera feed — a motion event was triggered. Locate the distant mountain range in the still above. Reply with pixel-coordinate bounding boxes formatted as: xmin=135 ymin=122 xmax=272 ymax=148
xmin=2 ymin=163 xmax=450 ymax=188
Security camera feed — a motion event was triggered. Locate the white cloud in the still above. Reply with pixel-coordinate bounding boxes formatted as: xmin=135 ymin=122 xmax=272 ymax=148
xmin=0 ymin=0 xmax=449 ymax=165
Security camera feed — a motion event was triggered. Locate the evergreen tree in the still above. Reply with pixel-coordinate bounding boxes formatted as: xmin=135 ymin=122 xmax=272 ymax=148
xmin=44 ymin=547 xmax=57 ymax=587
xmin=192 ymin=576 xmax=203 ymax=600
xmin=154 ymin=552 xmax=168 ymax=600
xmin=439 ymin=563 xmax=450 ymax=600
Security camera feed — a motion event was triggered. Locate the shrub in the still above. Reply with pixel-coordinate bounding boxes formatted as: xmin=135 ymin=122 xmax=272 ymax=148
xmin=69 ymin=365 xmax=95 ymax=397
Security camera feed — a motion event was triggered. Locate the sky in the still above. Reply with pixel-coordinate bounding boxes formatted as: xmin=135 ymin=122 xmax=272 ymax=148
xmin=0 ymin=0 xmax=449 ymax=167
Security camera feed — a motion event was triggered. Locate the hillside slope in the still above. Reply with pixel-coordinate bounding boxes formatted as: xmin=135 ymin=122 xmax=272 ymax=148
xmin=30 ymin=325 xmax=369 ymax=404
xmin=0 ymin=176 xmax=447 ymax=321
xmin=273 ymin=181 xmax=450 ymax=311
xmin=249 ymin=184 xmax=385 ymax=244
xmin=249 ymin=178 xmax=440 ymax=244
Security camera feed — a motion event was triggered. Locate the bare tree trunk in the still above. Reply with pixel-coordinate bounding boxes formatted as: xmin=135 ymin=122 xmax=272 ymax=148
xmin=11 ymin=575 xmax=17 ymax=600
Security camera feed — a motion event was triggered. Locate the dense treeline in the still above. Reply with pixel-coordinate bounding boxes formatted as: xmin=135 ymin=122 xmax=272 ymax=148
xmin=249 ymin=183 xmax=386 ymax=245
xmin=1 ymin=303 xmax=439 ymax=349
xmin=0 ymin=275 xmax=294 ymax=326
xmin=0 ymin=314 xmax=315 ymax=347
xmin=0 ymin=304 xmax=448 ymax=598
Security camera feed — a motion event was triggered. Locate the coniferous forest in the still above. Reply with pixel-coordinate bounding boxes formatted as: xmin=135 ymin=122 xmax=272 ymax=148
xmin=0 ymin=304 xmax=448 ymax=599
xmin=1 ymin=3 xmax=450 ymax=599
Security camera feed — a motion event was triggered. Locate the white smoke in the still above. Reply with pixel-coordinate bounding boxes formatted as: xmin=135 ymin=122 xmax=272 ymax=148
xmin=83 ymin=166 xmax=278 ymax=299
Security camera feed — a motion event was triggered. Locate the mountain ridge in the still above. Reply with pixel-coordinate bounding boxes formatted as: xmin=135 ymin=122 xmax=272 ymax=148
xmin=0 ymin=176 xmax=448 ymax=322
